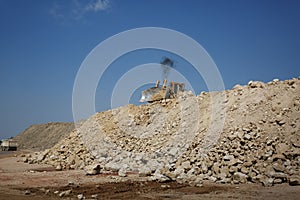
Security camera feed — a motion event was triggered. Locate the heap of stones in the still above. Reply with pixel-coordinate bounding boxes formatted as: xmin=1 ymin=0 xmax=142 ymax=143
xmin=161 ymin=123 xmax=300 ymax=186
xmin=24 ymin=77 xmax=300 ymax=186
xmin=23 ymin=131 xmax=95 ymax=170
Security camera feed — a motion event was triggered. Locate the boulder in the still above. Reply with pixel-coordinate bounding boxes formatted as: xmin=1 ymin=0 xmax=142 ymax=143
xmin=84 ymin=164 xmax=101 ymax=175
xmin=232 ymin=172 xmax=248 ymax=184
xmin=289 ymin=175 xmax=300 ymax=186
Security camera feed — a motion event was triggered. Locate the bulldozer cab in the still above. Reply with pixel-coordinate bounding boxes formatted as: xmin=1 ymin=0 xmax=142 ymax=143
xmin=140 ymin=80 xmax=185 ymax=103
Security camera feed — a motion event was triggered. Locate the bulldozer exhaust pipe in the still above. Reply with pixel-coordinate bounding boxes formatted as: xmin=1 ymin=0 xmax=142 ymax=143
xmin=155 ymin=80 xmax=160 ymax=87
xmin=162 ymin=79 xmax=167 ymax=88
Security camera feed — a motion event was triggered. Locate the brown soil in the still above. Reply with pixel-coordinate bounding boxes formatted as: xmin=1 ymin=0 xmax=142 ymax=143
xmin=14 ymin=122 xmax=74 ymax=151
xmin=0 ymin=153 xmax=299 ymax=200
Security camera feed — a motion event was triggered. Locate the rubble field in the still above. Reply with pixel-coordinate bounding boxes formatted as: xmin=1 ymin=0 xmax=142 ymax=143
xmin=1 ymin=152 xmax=299 ymax=200
xmin=25 ymin=78 xmax=300 ymax=185
xmin=2 ymin=77 xmax=299 ymax=199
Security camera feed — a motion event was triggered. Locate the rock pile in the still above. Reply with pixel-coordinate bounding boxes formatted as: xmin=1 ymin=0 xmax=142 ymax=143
xmin=162 ymin=122 xmax=300 ymax=187
xmin=24 ymin=77 xmax=300 ymax=186
xmin=23 ymin=131 xmax=95 ymax=170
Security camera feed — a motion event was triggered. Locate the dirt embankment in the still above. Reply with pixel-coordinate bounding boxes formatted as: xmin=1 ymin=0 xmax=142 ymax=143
xmin=1 ymin=77 xmax=300 ymax=200
xmin=24 ymin=77 xmax=300 ymax=187
xmin=14 ymin=122 xmax=74 ymax=151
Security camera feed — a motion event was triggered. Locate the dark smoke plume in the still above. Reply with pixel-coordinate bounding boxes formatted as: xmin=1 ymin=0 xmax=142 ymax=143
xmin=160 ymin=57 xmax=174 ymax=80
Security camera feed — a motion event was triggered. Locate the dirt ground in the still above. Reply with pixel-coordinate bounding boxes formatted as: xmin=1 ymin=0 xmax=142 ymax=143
xmin=0 ymin=151 xmax=299 ymax=200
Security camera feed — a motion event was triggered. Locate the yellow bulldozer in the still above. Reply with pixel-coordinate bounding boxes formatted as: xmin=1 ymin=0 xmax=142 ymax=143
xmin=140 ymin=80 xmax=185 ymax=103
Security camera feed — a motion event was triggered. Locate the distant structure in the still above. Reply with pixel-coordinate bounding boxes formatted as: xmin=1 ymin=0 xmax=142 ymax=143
xmin=1 ymin=139 xmax=18 ymax=151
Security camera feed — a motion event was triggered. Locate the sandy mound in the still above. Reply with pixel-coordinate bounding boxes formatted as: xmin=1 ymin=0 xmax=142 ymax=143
xmin=25 ymin=77 xmax=300 ymax=186
xmin=15 ymin=122 xmax=74 ymax=151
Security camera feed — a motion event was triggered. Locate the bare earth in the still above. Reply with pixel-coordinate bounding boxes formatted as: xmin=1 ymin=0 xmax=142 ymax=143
xmin=3 ymin=77 xmax=299 ymax=199
xmin=14 ymin=122 xmax=74 ymax=151
xmin=0 ymin=152 xmax=299 ymax=200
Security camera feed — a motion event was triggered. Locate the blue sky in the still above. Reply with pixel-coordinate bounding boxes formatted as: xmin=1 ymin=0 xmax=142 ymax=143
xmin=0 ymin=0 xmax=299 ymax=139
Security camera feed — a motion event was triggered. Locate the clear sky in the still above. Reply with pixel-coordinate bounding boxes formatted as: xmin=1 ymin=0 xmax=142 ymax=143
xmin=0 ymin=0 xmax=299 ymax=139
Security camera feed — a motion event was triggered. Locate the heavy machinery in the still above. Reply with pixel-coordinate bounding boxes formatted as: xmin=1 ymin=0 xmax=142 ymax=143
xmin=140 ymin=80 xmax=185 ymax=103
xmin=1 ymin=139 xmax=18 ymax=151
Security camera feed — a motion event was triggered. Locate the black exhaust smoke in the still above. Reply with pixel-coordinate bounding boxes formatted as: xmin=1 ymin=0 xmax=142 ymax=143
xmin=160 ymin=57 xmax=174 ymax=80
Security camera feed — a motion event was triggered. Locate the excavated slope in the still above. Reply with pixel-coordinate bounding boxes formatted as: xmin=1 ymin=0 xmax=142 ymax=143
xmin=25 ymin=77 xmax=300 ymax=186
xmin=15 ymin=122 xmax=74 ymax=151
